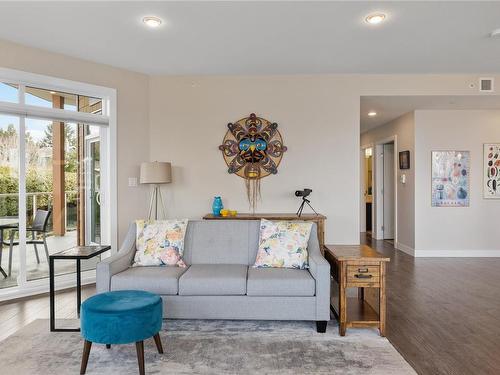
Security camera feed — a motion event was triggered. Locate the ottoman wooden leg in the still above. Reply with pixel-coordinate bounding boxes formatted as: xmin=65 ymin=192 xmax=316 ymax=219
xmin=153 ymin=333 xmax=164 ymax=354
xmin=80 ymin=340 xmax=92 ymax=375
xmin=106 ymin=344 xmax=111 ymax=349
xmin=136 ymin=341 xmax=145 ymax=375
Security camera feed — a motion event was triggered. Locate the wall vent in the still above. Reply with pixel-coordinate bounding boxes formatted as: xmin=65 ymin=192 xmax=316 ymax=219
xmin=479 ymin=77 xmax=494 ymax=92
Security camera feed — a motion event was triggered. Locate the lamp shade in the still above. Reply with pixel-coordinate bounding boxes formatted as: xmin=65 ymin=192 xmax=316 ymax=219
xmin=140 ymin=162 xmax=172 ymax=184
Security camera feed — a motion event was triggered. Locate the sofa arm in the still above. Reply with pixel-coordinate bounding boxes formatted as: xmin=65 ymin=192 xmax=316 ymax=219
xmin=308 ymin=224 xmax=331 ymax=321
xmin=96 ymin=223 xmax=136 ymax=293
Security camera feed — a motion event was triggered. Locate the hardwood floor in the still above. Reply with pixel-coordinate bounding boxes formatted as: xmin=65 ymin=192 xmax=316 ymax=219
xmin=1 ymin=239 xmax=499 ymax=375
xmin=0 ymin=285 xmax=95 ymax=342
xmin=363 ymin=234 xmax=500 ymax=375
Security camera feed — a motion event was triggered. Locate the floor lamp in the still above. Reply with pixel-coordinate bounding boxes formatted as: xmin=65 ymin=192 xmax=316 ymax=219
xmin=140 ymin=161 xmax=172 ymax=220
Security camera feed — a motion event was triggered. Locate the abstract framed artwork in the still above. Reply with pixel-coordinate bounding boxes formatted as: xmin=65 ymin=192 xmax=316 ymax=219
xmin=483 ymin=143 xmax=500 ymax=199
xmin=399 ymin=150 xmax=410 ymax=169
xmin=431 ymin=151 xmax=470 ymax=207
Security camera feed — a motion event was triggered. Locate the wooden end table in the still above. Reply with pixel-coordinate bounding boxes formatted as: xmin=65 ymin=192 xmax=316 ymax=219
xmin=49 ymin=245 xmax=110 ymax=332
xmin=324 ymin=245 xmax=390 ymax=336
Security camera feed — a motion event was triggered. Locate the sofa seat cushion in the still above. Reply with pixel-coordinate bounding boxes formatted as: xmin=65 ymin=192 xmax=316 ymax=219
xmin=247 ymin=268 xmax=315 ymax=296
xmin=179 ymin=264 xmax=248 ymax=296
xmin=111 ymin=266 xmax=188 ymax=295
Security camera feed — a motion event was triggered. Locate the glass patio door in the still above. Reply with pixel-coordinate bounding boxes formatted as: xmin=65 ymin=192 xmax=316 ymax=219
xmin=0 ymin=70 xmax=116 ymax=299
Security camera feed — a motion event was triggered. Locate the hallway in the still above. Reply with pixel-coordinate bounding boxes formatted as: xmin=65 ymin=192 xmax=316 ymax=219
xmin=363 ymin=234 xmax=500 ymax=375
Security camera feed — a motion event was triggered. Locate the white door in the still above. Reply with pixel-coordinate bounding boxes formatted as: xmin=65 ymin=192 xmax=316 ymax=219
xmin=383 ymin=143 xmax=395 ymax=239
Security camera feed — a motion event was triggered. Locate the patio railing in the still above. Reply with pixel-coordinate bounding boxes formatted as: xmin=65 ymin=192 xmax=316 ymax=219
xmin=0 ymin=191 xmax=78 ymax=230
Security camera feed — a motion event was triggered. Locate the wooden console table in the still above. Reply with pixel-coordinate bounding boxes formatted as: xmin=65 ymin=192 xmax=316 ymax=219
xmin=203 ymin=213 xmax=326 ymax=249
xmin=324 ymin=245 xmax=390 ymax=336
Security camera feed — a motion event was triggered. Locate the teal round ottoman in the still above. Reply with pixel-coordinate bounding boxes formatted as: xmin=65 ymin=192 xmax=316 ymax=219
xmin=80 ymin=290 xmax=164 ymax=375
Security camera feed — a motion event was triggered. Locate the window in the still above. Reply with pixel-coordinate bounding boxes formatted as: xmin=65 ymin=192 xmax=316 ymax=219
xmin=24 ymin=86 xmax=103 ymax=114
xmin=26 ymin=87 xmax=78 ymax=111
xmin=0 ymin=68 xmax=116 ymax=298
xmin=0 ymin=82 xmax=18 ymax=103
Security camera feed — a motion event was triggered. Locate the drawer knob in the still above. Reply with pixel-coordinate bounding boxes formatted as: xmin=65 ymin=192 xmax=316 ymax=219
xmin=354 ymin=274 xmax=373 ymax=279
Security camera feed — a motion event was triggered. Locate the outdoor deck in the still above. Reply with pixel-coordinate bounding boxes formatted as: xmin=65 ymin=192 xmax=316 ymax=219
xmin=0 ymin=231 xmax=99 ymax=289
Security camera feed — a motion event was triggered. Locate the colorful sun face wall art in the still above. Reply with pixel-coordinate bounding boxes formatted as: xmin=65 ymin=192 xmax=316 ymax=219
xmin=484 ymin=144 xmax=500 ymax=198
xmin=431 ymin=151 xmax=470 ymax=207
xmin=219 ymin=113 xmax=287 ymax=210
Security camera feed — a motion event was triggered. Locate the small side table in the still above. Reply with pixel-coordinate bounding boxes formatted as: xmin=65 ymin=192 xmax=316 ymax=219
xmin=49 ymin=245 xmax=111 ymax=332
xmin=324 ymin=245 xmax=390 ymax=336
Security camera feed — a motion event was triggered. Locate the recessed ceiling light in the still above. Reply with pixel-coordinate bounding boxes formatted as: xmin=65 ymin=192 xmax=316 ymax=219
xmin=368 ymin=111 xmax=377 ymax=117
xmin=490 ymin=28 xmax=500 ymax=38
xmin=365 ymin=13 xmax=386 ymax=25
xmin=143 ymin=16 xmax=162 ymax=28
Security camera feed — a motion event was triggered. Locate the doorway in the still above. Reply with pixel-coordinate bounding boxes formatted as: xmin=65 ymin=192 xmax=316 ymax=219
xmin=382 ymin=142 xmax=395 ymax=240
xmin=360 ymin=147 xmax=374 ymax=236
xmin=373 ymin=138 xmax=397 ymax=242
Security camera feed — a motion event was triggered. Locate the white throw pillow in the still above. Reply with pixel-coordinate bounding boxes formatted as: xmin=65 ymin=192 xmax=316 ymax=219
xmin=133 ymin=219 xmax=188 ymax=267
xmin=253 ymin=219 xmax=313 ymax=269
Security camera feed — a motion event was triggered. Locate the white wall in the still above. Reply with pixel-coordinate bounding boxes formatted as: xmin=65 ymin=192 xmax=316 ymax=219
xmin=149 ymin=76 xmax=360 ymax=244
xmin=149 ymin=75 xmax=500 ymax=245
xmin=414 ymin=110 xmax=500 ymax=256
xmin=361 ymin=112 xmax=415 ymax=253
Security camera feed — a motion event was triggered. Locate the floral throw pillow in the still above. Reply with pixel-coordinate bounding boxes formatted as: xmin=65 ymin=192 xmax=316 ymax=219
xmin=253 ymin=219 xmax=313 ymax=269
xmin=133 ymin=219 xmax=188 ymax=267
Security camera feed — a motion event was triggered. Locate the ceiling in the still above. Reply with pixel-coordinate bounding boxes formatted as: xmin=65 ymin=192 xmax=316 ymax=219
xmin=360 ymin=95 xmax=500 ymax=132
xmin=0 ymin=1 xmax=500 ymax=75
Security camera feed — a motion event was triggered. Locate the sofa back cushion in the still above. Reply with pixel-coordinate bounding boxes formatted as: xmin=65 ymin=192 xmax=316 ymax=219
xmin=183 ymin=220 xmax=260 ymax=265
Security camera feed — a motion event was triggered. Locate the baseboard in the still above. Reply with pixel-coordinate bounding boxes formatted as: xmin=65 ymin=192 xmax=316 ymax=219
xmin=394 ymin=242 xmax=500 ymax=257
xmin=414 ymin=249 xmax=500 ymax=257
xmin=395 ymin=241 xmax=415 ymax=256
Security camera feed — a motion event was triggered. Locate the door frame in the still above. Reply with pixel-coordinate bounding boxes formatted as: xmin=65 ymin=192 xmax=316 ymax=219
xmin=85 ymin=134 xmax=101 ymax=245
xmin=372 ymin=135 xmax=398 ymax=243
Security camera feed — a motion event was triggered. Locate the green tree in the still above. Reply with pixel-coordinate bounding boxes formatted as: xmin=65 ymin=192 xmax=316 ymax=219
xmin=39 ymin=123 xmax=76 ymax=148
xmin=39 ymin=123 xmax=78 ymax=173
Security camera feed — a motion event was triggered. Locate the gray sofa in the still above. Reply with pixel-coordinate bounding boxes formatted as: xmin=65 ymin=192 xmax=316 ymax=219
xmin=96 ymin=220 xmax=331 ymax=332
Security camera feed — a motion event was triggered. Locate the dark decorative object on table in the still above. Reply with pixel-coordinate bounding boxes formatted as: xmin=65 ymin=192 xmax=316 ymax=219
xmin=399 ymin=150 xmax=410 ymax=169
xmin=295 ymin=189 xmax=318 ymax=217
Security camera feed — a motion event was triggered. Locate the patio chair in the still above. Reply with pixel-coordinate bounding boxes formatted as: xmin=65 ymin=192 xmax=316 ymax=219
xmin=8 ymin=209 xmax=52 ymax=276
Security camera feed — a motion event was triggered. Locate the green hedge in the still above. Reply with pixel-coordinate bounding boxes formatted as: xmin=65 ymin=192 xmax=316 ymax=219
xmin=0 ymin=166 xmax=77 ymax=217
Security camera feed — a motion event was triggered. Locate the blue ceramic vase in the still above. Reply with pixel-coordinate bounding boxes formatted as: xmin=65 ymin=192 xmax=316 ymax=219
xmin=212 ymin=196 xmax=223 ymax=216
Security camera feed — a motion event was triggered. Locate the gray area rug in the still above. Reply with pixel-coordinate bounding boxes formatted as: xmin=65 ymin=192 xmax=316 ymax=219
xmin=0 ymin=319 xmax=415 ymax=374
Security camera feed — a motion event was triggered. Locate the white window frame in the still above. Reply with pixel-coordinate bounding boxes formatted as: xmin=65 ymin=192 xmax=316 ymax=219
xmin=84 ymin=133 xmax=101 ymax=246
xmin=0 ymin=67 xmax=117 ymax=301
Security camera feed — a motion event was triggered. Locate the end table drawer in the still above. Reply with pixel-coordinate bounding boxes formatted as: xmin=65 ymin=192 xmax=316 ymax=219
xmin=347 ymin=265 xmax=380 ymax=284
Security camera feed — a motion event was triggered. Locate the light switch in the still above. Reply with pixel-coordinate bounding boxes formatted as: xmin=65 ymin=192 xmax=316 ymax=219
xmin=400 ymin=174 xmax=406 ymax=184
xmin=128 ymin=177 xmax=138 ymax=187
